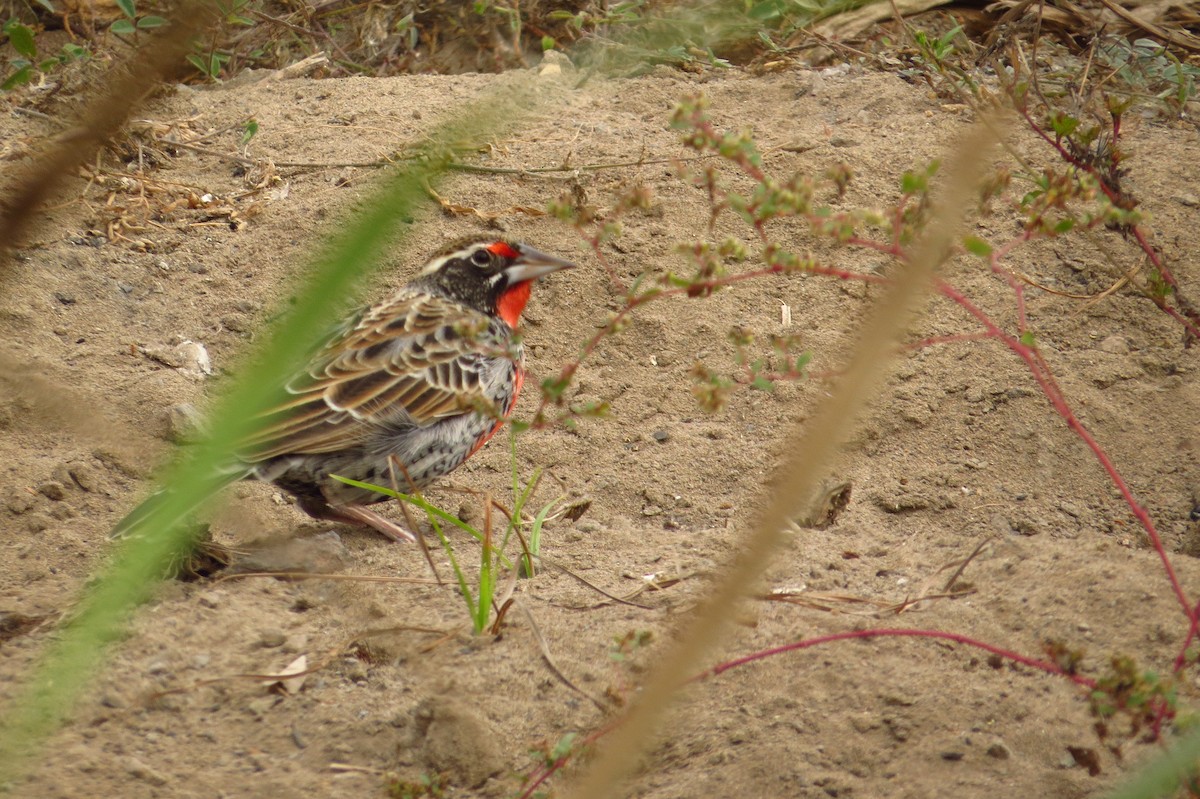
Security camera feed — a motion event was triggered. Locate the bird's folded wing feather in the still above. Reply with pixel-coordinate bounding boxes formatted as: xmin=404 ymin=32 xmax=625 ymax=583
xmin=237 ymin=293 xmax=502 ymax=462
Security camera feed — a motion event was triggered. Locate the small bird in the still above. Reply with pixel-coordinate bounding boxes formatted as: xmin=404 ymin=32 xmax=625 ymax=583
xmin=114 ymin=236 xmax=575 ymax=543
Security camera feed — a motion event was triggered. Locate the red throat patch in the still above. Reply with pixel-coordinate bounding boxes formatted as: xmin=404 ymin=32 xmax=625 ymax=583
xmin=497 ymin=280 xmax=532 ymax=328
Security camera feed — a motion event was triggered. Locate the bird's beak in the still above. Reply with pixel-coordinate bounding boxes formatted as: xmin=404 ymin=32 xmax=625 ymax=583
xmin=503 ymin=245 xmax=577 ymax=284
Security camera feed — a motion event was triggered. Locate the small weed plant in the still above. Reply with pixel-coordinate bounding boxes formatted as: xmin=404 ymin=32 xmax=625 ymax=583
xmin=334 ymin=434 xmax=564 ymax=635
xmin=514 ymin=44 xmax=1200 ymax=790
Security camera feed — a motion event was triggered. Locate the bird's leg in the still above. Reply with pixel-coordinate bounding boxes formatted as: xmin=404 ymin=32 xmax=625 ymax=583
xmin=329 ymin=504 xmax=418 ymax=544
xmin=295 ymin=495 xmax=417 ymax=543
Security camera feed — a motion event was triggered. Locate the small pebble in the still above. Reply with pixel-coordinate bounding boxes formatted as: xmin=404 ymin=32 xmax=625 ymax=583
xmin=259 ymin=629 xmax=287 ymax=648
xmin=100 ymin=692 xmax=126 ymax=709
xmin=652 ymin=429 xmax=670 ymax=443
xmin=26 ymin=514 xmax=53 ymax=533
xmin=166 ymin=403 xmax=205 ymax=443
xmin=48 ymin=504 xmax=75 ymax=520
xmin=1098 ymin=335 xmax=1130 ymax=355
xmin=67 ymin=462 xmax=99 ymax=492
xmin=37 ymin=482 xmax=66 ymax=501
xmin=6 ymin=490 xmax=35 ymax=514
xmin=125 ymin=756 xmax=170 ymax=786
xmin=198 ymin=591 xmax=221 ymax=609
xmin=986 ymin=741 xmax=1012 ymax=759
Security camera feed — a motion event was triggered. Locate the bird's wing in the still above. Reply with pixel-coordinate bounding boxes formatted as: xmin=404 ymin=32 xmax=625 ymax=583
xmin=237 ymin=291 xmax=508 ymax=462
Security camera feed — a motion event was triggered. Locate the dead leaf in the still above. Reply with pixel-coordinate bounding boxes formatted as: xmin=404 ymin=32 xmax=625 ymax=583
xmin=265 ymin=654 xmax=307 ymax=695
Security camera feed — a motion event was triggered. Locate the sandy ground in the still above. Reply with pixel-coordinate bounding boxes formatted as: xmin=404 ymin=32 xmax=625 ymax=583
xmin=3 ymin=56 xmax=1200 ymax=798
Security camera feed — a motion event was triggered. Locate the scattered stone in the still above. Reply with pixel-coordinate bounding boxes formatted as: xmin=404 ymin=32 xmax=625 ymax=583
xmin=1098 ymin=335 xmax=1129 ymax=355
xmin=1176 ymin=192 xmax=1200 ymax=207
xmin=48 ymin=504 xmax=75 ymax=520
xmin=139 ymin=339 xmax=212 ymax=377
xmin=940 ymin=751 xmax=964 ymax=761
xmin=259 ymin=628 xmax=287 ymax=648
xmin=165 ymin=403 xmax=205 ymax=444
xmin=54 ymin=291 xmax=77 ymax=305
xmin=6 ymin=489 xmax=35 ymax=514
xmin=125 ymin=756 xmax=170 ymax=786
xmin=67 ymin=462 xmax=100 ymax=492
xmin=652 ymin=429 xmax=670 ymax=443
xmin=538 ymin=50 xmax=574 ymax=79
xmin=36 ymin=481 xmax=66 ymax=501
xmin=191 ymin=653 xmax=212 ymax=669
xmin=197 ymin=591 xmax=222 ymax=609
xmin=100 ymin=691 xmax=127 ymax=709
xmin=26 ymin=514 xmax=53 ymax=533
xmin=416 ymin=697 xmax=504 ymax=788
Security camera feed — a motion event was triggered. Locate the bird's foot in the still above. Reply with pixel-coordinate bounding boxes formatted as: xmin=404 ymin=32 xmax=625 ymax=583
xmin=330 ymin=504 xmax=418 ymax=543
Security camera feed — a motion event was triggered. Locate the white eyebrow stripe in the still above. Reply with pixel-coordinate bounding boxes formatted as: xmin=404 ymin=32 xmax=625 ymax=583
xmin=418 ymin=245 xmax=487 ymax=275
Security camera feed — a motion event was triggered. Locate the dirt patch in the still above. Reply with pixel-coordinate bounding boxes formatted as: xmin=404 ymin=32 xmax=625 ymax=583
xmin=2 ymin=59 xmax=1200 ymax=798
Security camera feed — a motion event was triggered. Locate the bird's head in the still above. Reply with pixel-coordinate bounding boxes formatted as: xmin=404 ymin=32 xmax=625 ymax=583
xmin=416 ymin=236 xmax=576 ymax=327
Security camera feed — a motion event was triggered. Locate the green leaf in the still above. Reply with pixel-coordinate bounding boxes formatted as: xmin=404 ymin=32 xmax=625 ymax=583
xmin=1049 ymin=113 xmax=1079 ymax=138
xmin=185 ymin=52 xmax=206 ymax=75
xmin=137 ymin=15 xmax=167 ymax=29
xmin=115 ymin=0 xmax=136 ymax=18
xmin=61 ymin=43 xmax=88 ymax=60
xmin=1053 ymin=218 xmax=1075 ymax=234
xmin=900 ymin=170 xmax=925 ymax=195
xmin=1019 ymin=330 xmax=1036 ymax=348
xmin=541 ymin=35 xmax=554 ymax=51
xmin=34 ymin=0 xmax=58 ymax=12
xmin=962 ymin=236 xmax=992 ymax=257
xmin=240 ymin=118 xmax=259 ymax=146
xmin=110 ymin=19 xmax=136 ymax=35
xmin=4 ymin=21 xmax=38 ymax=60
xmin=1 ymin=65 xmax=33 ymax=91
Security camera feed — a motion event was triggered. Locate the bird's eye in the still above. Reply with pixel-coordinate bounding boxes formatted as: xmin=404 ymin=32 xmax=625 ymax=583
xmin=471 ymin=249 xmax=491 ymax=266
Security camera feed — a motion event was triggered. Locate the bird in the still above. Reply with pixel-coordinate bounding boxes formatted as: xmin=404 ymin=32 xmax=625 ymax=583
xmin=113 ymin=235 xmax=575 ymax=543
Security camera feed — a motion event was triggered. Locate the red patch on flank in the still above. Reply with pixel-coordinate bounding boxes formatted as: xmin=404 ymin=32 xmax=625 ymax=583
xmin=496 ymin=280 xmax=532 ymax=329
xmin=467 ymin=369 xmax=524 ymax=460
xmin=487 ymin=241 xmax=520 ymax=259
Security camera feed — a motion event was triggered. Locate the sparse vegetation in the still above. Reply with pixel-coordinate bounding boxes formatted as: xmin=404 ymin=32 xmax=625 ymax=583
xmin=2 ymin=2 xmax=1200 ymax=798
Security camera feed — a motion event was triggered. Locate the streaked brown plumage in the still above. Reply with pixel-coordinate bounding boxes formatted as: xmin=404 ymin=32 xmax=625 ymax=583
xmin=113 ymin=236 xmax=574 ymax=543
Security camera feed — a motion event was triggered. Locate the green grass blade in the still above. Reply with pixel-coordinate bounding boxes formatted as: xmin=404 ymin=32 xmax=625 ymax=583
xmin=0 ymin=77 xmax=545 ymax=784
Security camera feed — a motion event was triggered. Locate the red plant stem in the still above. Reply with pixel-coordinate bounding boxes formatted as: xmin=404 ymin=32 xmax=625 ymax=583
xmin=935 ymin=278 xmax=1195 ymax=624
xmin=517 ymin=625 xmax=1101 ymax=795
xmin=698 ymin=628 xmax=1097 ymax=689
xmin=1017 ymin=107 xmax=1200 ymax=340
xmin=516 ymin=722 xmax=618 ymax=799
